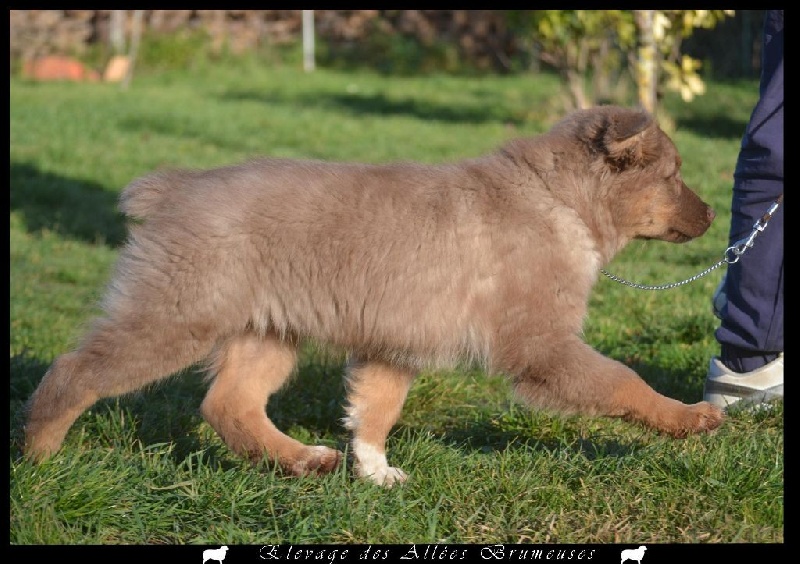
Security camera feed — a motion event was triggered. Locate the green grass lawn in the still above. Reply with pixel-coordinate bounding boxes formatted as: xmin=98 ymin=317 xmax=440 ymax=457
xmin=9 ymin=60 xmax=782 ymax=545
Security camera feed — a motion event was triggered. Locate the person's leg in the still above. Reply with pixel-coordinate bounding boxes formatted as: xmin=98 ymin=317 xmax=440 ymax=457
xmin=704 ymin=10 xmax=783 ymax=409
xmin=715 ymin=179 xmax=783 ymax=370
xmin=705 ymin=184 xmax=783 ymax=410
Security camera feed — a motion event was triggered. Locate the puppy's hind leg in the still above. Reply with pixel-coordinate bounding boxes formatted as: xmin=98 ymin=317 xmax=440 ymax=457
xmin=200 ymin=332 xmax=342 ymax=476
xmin=24 ymin=316 xmax=217 ymax=461
xmin=344 ymin=360 xmax=416 ymax=486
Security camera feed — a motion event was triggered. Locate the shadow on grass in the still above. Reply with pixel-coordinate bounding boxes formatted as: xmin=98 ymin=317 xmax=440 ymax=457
xmin=221 ymin=83 xmax=752 ymax=137
xmin=9 ymin=353 xmax=51 ymax=454
xmin=10 ymin=162 xmax=127 ymax=247
xmin=675 ymin=114 xmax=749 ymax=140
xmin=433 ymin=417 xmax=647 ymax=461
xmin=666 ymin=92 xmax=752 ymax=140
xmin=112 ymin=88 xmax=523 ymax=160
xmin=219 ymin=89 xmax=524 ymax=126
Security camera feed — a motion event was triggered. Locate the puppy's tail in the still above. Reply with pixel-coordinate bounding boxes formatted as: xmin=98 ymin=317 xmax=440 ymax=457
xmin=118 ymin=170 xmax=177 ymax=221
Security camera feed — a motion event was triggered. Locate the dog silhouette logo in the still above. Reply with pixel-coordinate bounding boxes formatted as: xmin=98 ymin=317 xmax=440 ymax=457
xmin=620 ymin=545 xmax=646 ymax=564
xmin=203 ymin=546 xmax=229 ymax=564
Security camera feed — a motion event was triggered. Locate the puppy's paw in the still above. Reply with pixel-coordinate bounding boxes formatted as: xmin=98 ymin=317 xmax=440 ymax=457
xmin=687 ymin=401 xmax=725 ymax=432
xmin=352 ymin=439 xmax=408 ymax=487
xmin=667 ymin=401 xmax=725 ymax=438
xmin=23 ymin=432 xmax=61 ymax=463
xmin=288 ymin=445 xmax=343 ymax=476
xmin=358 ymin=465 xmax=408 ymax=488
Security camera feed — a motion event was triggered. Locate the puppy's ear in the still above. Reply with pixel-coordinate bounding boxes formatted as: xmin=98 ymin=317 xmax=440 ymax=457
xmin=608 ymin=109 xmax=652 ymax=139
xmin=599 ymin=109 xmax=658 ymax=170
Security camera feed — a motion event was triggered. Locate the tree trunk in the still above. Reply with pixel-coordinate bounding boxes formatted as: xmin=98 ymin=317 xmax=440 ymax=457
xmin=565 ymin=68 xmax=589 ymax=110
xmin=634 ymin=10 xmax=658 ymax=114
xmin=109 ymin=10 xmax=127 ymax=54
xmin=122 ymin=10 xmax=144 ymax=90
xmin=302 ymin=10 xmax=315 ymax=72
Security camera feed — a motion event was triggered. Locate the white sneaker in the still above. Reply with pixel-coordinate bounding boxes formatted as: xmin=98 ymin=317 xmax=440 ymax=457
xmin=703 ymin=353 xmax=784 ymax=411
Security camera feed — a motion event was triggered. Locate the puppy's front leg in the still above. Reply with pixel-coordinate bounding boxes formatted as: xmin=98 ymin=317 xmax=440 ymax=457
xmin=344 ymin=360 xmax=416 ymax=486
xmin=510 ymin=335 xmax=724 ymax=437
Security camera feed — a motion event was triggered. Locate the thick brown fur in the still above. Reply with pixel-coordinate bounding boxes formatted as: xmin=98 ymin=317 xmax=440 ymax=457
xmin=24 ymin=106 xmax=723 ymax=486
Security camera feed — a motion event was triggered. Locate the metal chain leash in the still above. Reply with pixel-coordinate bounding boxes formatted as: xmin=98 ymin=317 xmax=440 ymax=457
xmin=600 ymin=194 xmax=783 ymax=291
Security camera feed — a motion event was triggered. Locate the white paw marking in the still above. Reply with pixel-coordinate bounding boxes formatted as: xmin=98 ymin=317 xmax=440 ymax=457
xmin=352 ymin=439 xmax=408 ymax=487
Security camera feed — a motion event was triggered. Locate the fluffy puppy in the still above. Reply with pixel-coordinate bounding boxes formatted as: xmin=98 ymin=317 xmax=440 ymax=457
xmin=24 ymin=106 xmax=724 ymax=485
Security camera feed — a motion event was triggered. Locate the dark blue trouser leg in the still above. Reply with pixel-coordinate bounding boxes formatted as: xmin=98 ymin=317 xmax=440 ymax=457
xmin=714 ymin=10 xmax=783 ymax=373
xmin=715 ymin=182 xmax=783 ymax=372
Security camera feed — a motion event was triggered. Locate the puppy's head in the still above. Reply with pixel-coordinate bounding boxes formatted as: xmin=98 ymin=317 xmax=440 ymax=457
xmin=557 ymin=106 xmax=715 ymax=243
